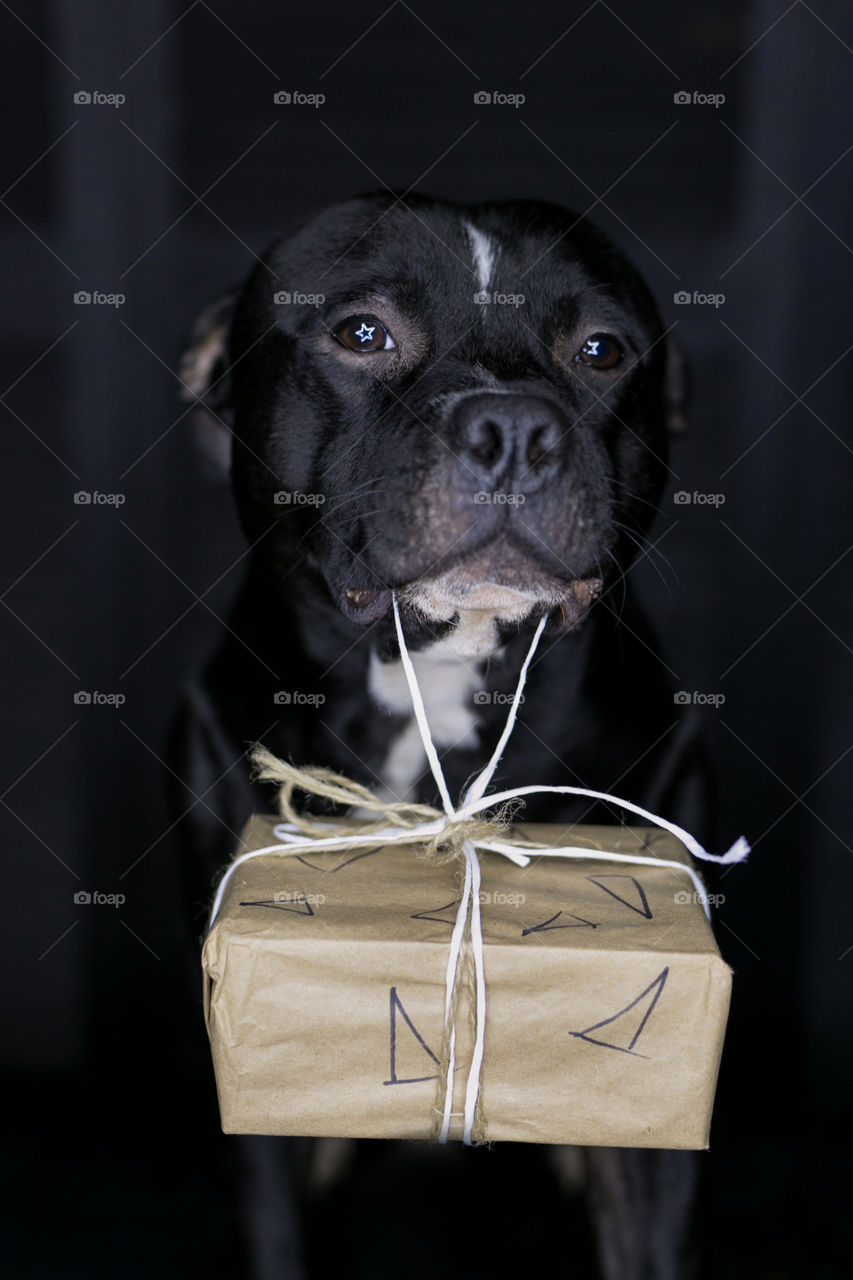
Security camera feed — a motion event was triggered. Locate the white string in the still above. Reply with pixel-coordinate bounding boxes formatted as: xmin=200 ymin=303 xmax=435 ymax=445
xmin=461 ymin=611 xmax=548 ymax=810
xmin=459 ymin=783 xmax=750 ymax=868
xmin=392 ymin=595 xmax=455 ymax=817
xmin=438 ymin=850 xmax=472 ymax=1143
xmin=479 ymin=841 xmax=713 ymax=917
xmin=206 ymin=824 xmax=447 ymax=928
xmin=463 ymin=841 xmax=486 ymax=1144
xmin=208 ymin=592 xmax=750 ymax=1145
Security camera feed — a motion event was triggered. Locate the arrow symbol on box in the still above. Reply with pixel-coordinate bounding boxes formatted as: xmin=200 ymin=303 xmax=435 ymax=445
xmin=570 ymin=967 xmax=670 ymax=1056
xmin=383 ymin=987 xmax=441 ymax=1086
xmin=293 ymin=845 xmax=383 ymax=872
xmin=586 ymin=874 xmax=652 ymax=918
xmin=239 ymin=893 xmax=314 ymax=916
xmin=522 ymin=910 xmax=599 ymax=936
xmin=410 ymin=898 xmax=460 ymax=927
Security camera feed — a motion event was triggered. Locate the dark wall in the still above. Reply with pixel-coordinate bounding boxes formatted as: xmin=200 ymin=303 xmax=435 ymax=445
xmin=2 ymin=1 xmax=851 ymax=1276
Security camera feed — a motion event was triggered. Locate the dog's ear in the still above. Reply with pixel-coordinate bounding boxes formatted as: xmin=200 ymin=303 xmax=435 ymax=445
xmin=178 ymin=289 xmax=239 ymax=478
xmin=663 ymin=335 xmax=690 ymax=434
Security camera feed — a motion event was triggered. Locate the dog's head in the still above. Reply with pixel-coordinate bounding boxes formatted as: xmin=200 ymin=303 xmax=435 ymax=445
xmin=183 ymin=193 xmax=684 ymax=643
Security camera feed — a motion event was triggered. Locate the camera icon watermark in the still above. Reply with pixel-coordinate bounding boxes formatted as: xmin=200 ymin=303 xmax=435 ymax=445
xmin=73 ymin=291 xmax=125 ymax=307
xmin=274 ymin=890 xmax=326 ymax=906
xmin=673 ymin=690 xmax=726 ymax=709
xmin=673 ymin=90 xmax=725 ymax=108
xmin=473 ymin=90 xmax=525 ymax=107
xmin=74 ymin=690 xmax=126 ymax=707
xmin=73 ymin=90 xmax=125 ymax=108
xmin=273 ymin=691 xmax=326 ymax=706
xmin=273 ymin=90 xmax=325 ymax=107
xmin=273 ymin=290 xmax=325 ymax=307
xmin=477 ymin=890 xmax=526 ymax=905
xmin=74 ymin=490 xmax=126 ymax=506
xmin=474 ymin=290 xmax=525 ymax=307
xmin=273 ymin=491 xmax=326 ymax=507
xmin=73 ymin=889 xmax=126 ymax=907
xmin=473 ymin=691 xmax=524 ymax=706
xmin=673 ymin=289 xmax=725 ymax=308
xmin=674 ymin=889 xmax=725 ymax=906
xmin=673 ymin=490 xmax=726 ymax=507
xmin=473 ymin=490 xmax=525 ymax=506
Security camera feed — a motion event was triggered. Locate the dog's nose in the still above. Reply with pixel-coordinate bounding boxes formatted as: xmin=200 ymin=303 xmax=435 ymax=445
xmin=451 ymin=393 xmax=564 ymax=492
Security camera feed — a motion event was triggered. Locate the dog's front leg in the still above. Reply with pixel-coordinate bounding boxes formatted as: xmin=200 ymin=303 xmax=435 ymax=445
xmin=585 ymin=1146 xmax=701 ymax=1280
xmin=237 ymin=1135 xmax=310 ymax=1280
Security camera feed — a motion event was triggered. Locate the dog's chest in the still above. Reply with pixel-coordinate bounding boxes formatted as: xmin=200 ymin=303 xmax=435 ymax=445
xmin=368 ymin=613 xmax=502 ymax=800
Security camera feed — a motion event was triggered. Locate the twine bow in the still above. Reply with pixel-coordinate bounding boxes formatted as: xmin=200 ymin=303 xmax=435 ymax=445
xmin=208 ymin=595 xmax=750 ymax=1146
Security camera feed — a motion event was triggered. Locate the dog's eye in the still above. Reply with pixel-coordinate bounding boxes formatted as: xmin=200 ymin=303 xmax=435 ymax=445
xmin=574 ymin=333 xmax=623 ymax=369
xmin=333 ymin=315 xmax=395 ymax=353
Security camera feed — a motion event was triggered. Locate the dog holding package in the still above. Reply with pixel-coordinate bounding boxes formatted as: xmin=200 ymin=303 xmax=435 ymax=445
xmin=173 ymin=192 xmax=708 ymax=1280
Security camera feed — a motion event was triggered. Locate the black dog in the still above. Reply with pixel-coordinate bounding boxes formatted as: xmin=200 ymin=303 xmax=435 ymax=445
xmin=174 ymin=192 xmax=709 ymax=1280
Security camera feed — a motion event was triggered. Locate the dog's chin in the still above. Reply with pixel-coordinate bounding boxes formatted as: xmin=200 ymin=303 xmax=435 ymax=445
xmin=336 ymin=546 xmax=603 ymax=638
xmin=404 ymin=572 xmax=601 ymax=627
xmin=404 ymin=541 xmax=600 ymax=626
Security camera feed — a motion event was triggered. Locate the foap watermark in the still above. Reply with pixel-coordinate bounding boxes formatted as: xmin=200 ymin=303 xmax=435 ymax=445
xmin=674 ymin=290 xmax=725 ymax=308
xmin=73 ymin=90 xmax=125 ymax=108
xmin=274 ymin=691 xmax=326 ymax=706
xmin=674 ymin=690 xmax=726 ymax=708
xmin=74 ymin=291 xmax=125 ymax=307
xmin=274 ymin=491 xmax=326 ymax=506
xmin=273 ymin=90 xmax=325 ymax=107
xmin=474 ymin=290 xmax=525 ymax=307
xmin=474 ymin=91 xmax=525 ymax=108
xmin=473 ymin=490 xmax=525 ymax=506
xmin=74 ymin=690 xmax=126 ymax=707
xmin=673 ymin=490 xmax=725 ymax=507
xmin=273 ymin=290 xmax=325 ymax=308
xmin=675 ymin=889 xmax=725 ymax=906
xmin=73 ymin=889 xmax=126 ymax=907
xmin=274 ymin=890 xmax=326 ymax=906
xmin=474 ymin=691 xmax=524 ymax=706
xmin=673 ymin=90 xmax=725 ymax=108
xmin=74 ymin=490 xmax=126 ymax=506
xmin=477 ymin=890 xmax=526 ymax=905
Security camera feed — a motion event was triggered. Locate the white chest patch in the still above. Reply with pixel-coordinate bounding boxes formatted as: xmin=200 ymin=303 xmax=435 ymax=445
xmin=462 ymin=219 xmax=498 ymax=294
xmin=369 ymin=629 xmax=490 ymax=801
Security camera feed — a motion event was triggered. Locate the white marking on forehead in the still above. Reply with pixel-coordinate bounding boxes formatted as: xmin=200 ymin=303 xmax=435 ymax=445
xmin=463 ymin=219 xmax=498 ymax=294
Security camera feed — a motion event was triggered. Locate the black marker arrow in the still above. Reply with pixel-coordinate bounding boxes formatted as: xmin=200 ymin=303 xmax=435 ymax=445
xmin=586 ymin=874 xmax=652 ymax=919
xmin=411 ymin=899 xmax=460 ymax=928
xmin=522 ymin=910 xmax=599 ymax=936
xmin=239 ymin=893 xmax=314 ymax=916
xmin=383 ymin=986 xmax=441 ymax=1086
xmin=293 ymin=845 xmax=383 ymax=873
xmin=570 ymin=967 xmax=669 ymax=1057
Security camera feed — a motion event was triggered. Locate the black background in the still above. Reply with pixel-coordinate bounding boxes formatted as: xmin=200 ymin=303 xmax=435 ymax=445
xmin=2 ymin=2 xmax=852 ymax=1276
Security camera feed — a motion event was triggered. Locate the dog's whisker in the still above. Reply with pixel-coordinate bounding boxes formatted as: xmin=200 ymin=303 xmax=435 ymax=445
xmin=612 ymin=522 xmax=678 ymax=598
xmin=608 ymin=477 xmax=668 ymax=513
xmin=318 ymin=476 xmax=386 ymax=505
xmin=284 ymin=482 xmax=388 ymax=545
xmin=599 ymin=548 xmax=628 ymax=619
xmin=613 ymin=517 xmax=678 ymax=578
xmin=313 ymin=485 xmax=387 ymax=523
xmin=353 ymin=507 xmax=393 ymax=522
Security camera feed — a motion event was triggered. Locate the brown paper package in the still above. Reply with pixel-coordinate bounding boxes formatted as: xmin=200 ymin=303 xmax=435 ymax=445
xmin=203 ymin=817 xmax=732 ymax=1149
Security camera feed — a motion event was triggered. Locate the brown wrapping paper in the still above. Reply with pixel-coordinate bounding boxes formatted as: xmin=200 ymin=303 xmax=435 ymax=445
xmin=203 ymin=817 xmax=732 ymax=1149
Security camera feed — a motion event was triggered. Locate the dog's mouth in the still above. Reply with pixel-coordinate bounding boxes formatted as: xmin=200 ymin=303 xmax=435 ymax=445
xmin=405 ymin=549 xmax=602 ymax=628
xmin=339 ymin=542 xmax=602 ymax=629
